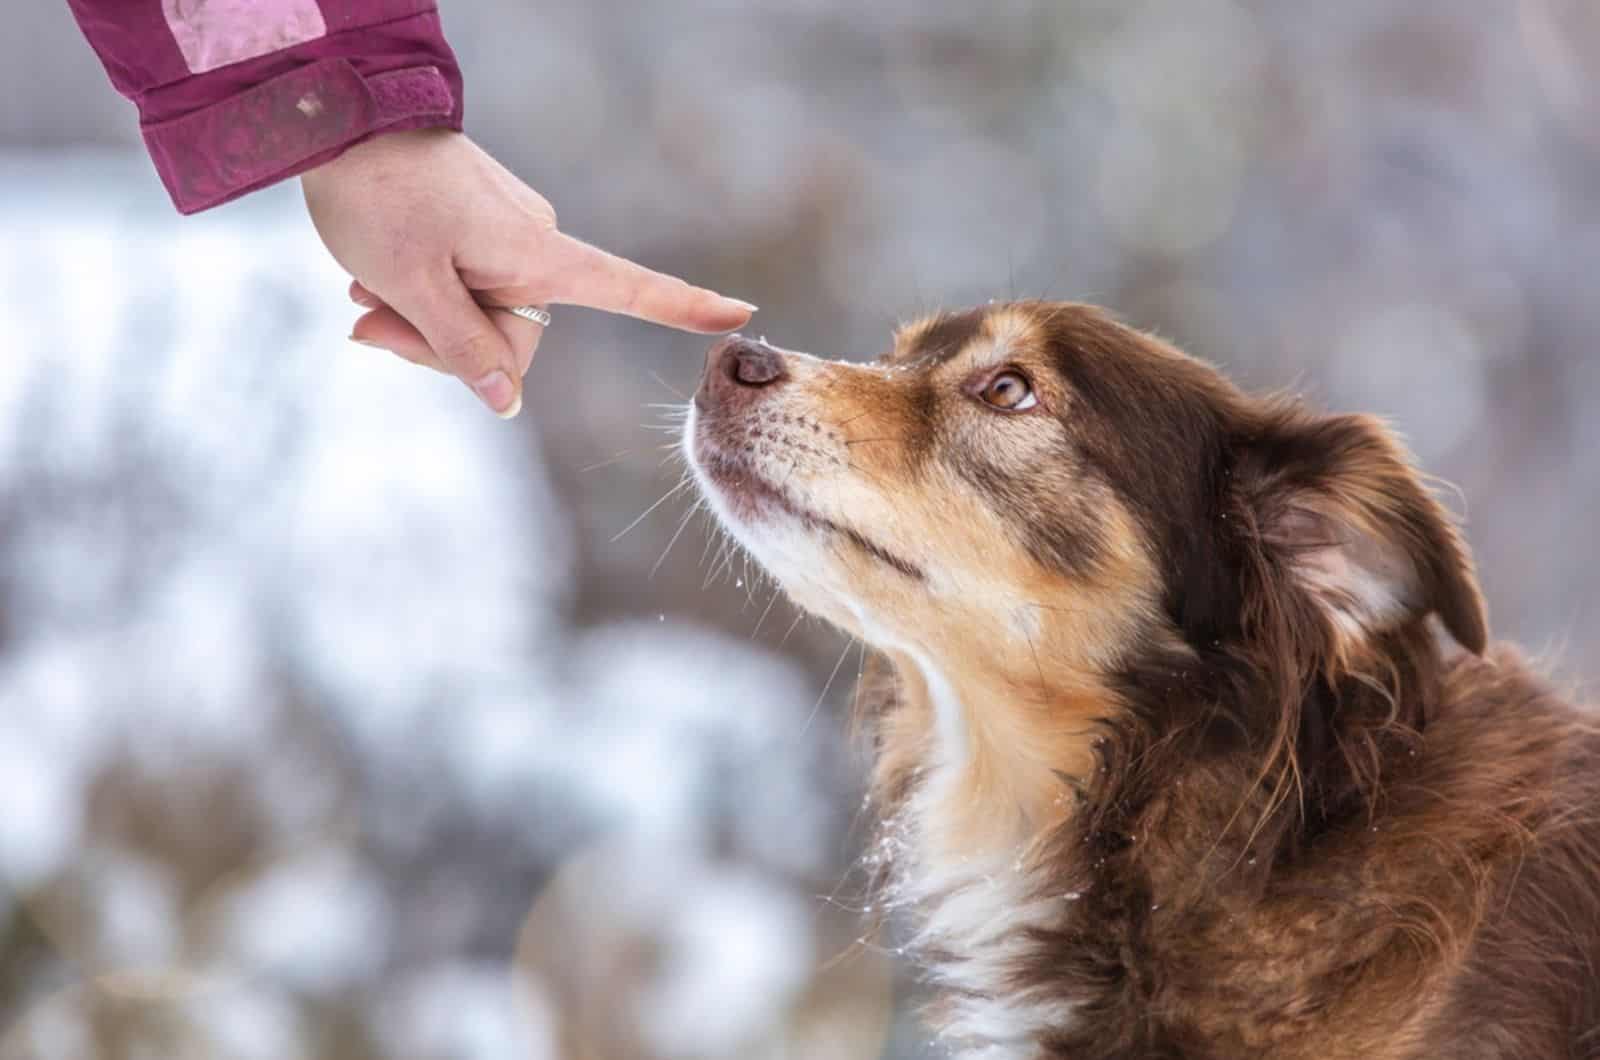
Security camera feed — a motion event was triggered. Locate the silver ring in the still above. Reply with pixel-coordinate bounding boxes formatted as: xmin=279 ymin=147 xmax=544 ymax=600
xmin=504 ymin=305 xmax=551 ymax=327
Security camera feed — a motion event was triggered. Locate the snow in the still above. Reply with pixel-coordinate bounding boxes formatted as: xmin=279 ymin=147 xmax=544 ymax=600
xmin=637 ymin=865 xmax=817 ymax=1057
xmin=515 ymin=833 xmax=825 ymax=1060
xmin=217 ymin=847 xmax=392 ymax=993
xmin=378 ymin=963 xmax=558 ymax=1060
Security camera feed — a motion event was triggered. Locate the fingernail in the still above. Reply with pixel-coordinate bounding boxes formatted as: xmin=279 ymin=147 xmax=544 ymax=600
xmin=729 ymin=299 xmax=760 ymax=312
xmin=350 ymin=335 xmax=387 ymax=350
xmin=472 ymin=370 xmax=519 ymax=417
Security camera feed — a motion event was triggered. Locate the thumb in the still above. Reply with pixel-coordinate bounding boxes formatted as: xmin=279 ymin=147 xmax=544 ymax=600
xmin=384 ymin=272 xmax=523 ymax=417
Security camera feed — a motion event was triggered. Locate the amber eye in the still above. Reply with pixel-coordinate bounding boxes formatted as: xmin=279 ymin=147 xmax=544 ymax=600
xmin=978 ymin=370 xmax=1038 ymax=411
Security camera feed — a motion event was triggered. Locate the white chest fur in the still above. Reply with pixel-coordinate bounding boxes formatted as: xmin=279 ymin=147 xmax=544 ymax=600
xmin=871 ymin=653 xmax=1081 ymax=1058
xmin=841 ymin=604 xmax=1080 ymax=1054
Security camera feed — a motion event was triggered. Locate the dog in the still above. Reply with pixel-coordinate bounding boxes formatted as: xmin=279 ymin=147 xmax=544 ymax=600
xmin=683 ymin=301 xmax=1600 ymax=1059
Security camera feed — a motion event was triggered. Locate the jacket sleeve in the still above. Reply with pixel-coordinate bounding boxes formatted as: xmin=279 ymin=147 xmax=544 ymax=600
xmin=65 ymin=1 xmax=465 ymax=214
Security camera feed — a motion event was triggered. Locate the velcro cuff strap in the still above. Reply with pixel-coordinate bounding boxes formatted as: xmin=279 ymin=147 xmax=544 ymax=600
xmin=142 ymin=59 xmax=454 ymax=214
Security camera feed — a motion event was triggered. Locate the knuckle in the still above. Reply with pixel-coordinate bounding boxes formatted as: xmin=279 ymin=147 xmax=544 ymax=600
xmin=521 ymin=217 xmax=559 ymax=261
xmin=525 ymin=191 xmax=558 ymax=230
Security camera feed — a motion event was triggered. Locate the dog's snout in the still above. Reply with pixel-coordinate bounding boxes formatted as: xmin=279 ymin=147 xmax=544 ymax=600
xmin=730 ymin=341 xmax=786 ymax=387
xmin=696 ymin=336 xmax=789 ymax=409
xmin=716 ymin=336 xmax=787 ymax=388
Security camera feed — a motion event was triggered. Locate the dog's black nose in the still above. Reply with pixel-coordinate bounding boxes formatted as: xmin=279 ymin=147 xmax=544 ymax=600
xmin=696 ymin=335 xmax=789 ymax=409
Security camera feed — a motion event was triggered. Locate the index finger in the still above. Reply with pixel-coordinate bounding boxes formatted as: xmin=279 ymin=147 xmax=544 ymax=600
xmin=539 ymin=231 xmax=756 ymax=334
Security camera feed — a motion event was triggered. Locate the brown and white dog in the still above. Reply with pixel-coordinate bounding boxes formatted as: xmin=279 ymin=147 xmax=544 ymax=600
xmin=683 ymin=302 xmax=1600 ymax=1059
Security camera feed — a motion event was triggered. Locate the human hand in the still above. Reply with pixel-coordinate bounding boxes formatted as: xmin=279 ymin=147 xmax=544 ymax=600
xmin=301 ymin=129 xmax=756 ymax=417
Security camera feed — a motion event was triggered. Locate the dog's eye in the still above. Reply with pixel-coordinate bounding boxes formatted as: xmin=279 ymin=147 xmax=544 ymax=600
xmin=978 ymin=371 xmax=1037 ymax=411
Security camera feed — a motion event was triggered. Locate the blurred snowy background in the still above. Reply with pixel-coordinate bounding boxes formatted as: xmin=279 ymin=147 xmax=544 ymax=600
xmin=3 ymin=1 xmax=1600 ymax=1058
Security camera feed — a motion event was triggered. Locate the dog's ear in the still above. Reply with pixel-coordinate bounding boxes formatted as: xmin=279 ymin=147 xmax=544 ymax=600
xmin=1232 ymin=409 xmax=1487 ymax=654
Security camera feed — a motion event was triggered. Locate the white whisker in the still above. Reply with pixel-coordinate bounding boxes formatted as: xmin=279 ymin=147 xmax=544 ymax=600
xmin=650 ymin=497 xmax=704 ymax=579
xmin=610 ymin=474 xmax=692 ymax=543
xmin=647 ymin=370 xmax=691 ymax=402
xmin=803 ymin=635 xmax=857 ymax=736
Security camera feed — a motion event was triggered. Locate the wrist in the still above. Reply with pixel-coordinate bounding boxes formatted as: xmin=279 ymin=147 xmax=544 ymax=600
xmin=302 ymin=127 xmax=460 ymax=194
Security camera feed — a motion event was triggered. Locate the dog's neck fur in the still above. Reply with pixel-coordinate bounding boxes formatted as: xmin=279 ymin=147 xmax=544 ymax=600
xmin=863 ymin=650 xmax=1081 ymax=1057
xmin=861 ymin=619 xmax=1517 ymax=1058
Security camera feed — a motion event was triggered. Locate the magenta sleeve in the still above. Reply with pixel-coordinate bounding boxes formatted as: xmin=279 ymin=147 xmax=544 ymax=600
xmin=65 ymin=0 xmax=465 ymax=213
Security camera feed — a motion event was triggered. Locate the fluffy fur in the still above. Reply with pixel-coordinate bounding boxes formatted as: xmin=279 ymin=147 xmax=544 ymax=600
xmin=684 ymin=302 xmax=1600 ymax=1059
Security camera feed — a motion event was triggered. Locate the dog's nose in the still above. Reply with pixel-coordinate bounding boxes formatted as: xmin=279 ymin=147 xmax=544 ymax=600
xmin=696 ymin=335 xmax=789 ymax=409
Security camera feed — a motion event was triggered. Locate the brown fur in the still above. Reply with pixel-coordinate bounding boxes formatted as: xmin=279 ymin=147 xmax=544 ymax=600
xmin=687 ymin=302 xmax=1600 ymax=1058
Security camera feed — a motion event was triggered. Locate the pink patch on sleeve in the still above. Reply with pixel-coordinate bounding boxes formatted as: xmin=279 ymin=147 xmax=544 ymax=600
xmin=162 ymin=0 xmax=328 ymax=74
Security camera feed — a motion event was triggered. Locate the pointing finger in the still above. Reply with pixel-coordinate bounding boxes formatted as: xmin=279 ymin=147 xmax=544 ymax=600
xmin=539 ymin=231 xmax=756 ymax=334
